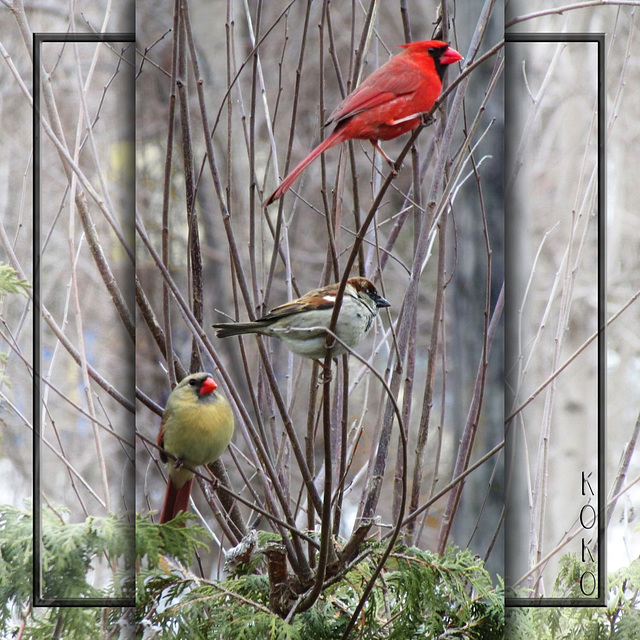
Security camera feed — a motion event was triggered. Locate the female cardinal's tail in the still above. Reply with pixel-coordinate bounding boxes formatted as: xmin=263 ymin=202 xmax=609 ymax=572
xmin=264 ymin=130 xmax=344 ymax=205
xmin=159 ymin=476 xmax=193 ymax=524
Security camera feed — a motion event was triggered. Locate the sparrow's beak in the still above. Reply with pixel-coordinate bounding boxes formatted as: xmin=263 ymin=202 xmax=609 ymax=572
xmin=374 ymin=293 xmax=391 ymax=309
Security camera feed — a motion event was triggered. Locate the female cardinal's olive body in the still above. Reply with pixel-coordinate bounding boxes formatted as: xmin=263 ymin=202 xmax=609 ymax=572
xmin=157 ymin=372 xmax=234 ymax=523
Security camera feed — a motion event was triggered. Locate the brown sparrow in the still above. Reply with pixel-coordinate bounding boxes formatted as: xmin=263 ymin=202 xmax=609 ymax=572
xmin=213 ymin=277 xmax=390 ymax=360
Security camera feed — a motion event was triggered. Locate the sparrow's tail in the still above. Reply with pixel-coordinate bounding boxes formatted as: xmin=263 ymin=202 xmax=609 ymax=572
xmin=213 ymin=321 xmax=268 ymax=338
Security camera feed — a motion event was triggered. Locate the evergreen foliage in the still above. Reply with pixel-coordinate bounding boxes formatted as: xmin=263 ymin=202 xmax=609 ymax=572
xmin=0 ymin=262 xmax=30 ymax=386
xmin=0 ymin=505 xmax=133 ymax=638
xmin=3 ymin=506 xmax=640 ymax=638
xmin=507 ymin=555 xmax=640 ymax=639
xmin=135 ymin=516 xmax=504 ymax=639
xmin=0 ymin=263 xmax=30 ymax=297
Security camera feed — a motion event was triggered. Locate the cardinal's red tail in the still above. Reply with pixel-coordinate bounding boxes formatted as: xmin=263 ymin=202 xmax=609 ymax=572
xmin=159 ymin=476 xmax=194 ymax=524
xmin=264 ymin=130 xmax=344 ymax=205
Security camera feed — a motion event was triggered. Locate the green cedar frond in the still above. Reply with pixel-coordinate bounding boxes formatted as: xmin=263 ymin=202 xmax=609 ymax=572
xmin=0 ymin=263 xmax=30 ymax=296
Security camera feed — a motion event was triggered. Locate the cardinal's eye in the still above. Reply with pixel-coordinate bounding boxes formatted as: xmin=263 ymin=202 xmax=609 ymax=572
xmin=428 ymin=47 xmax=436 ymax=54
xmin=189 ymin=379 xmax=197 ymax=386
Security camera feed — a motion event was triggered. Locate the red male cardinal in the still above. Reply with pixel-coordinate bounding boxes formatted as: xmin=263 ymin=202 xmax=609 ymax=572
xmin=157 ymin=372 xmax=234 ymax=524
xmin=264 ymin=40 xmax=462 ymax=205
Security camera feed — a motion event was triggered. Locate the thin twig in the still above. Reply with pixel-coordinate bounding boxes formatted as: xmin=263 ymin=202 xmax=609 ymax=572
xmin=506 ymin=1 xmax=640 ymax=28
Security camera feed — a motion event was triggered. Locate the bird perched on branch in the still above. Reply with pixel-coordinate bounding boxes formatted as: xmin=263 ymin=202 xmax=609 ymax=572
xmin=157 ymin=372 xmax=234 ymax=524
xmin=213 ymin=277 xmax=390 ymax=360
xmin=264 ymin=40 xmax=462 ymax=205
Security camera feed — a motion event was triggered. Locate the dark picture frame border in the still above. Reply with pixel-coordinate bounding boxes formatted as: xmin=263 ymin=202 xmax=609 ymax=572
xmin=504 ymin=31 xmax=606 ymax=608
xmin=33 ymin=31 xmax=136 ymax=608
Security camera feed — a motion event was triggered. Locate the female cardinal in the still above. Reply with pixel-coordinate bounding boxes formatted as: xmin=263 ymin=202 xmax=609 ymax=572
xmin=157 ymin=372 xmax=234 ymax=524
xmin=264 ymin=40 xmax=462 ymax=205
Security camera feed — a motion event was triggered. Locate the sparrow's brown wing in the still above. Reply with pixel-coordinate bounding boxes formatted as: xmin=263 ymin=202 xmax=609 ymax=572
xmin=260 ymin=284 xmax=338 ymax=321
